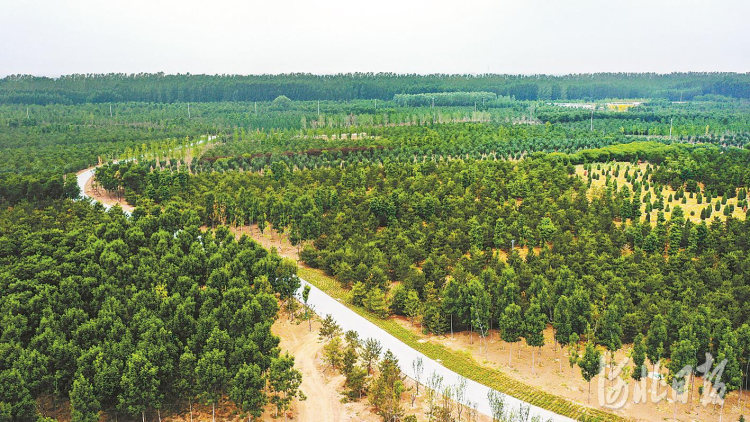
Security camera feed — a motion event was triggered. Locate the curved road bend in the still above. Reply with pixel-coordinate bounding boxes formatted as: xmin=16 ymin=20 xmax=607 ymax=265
xmin=76 ymin=139 xmax=575 ymax=422
xmin=77 ymin=135 xmax=215 ymax=214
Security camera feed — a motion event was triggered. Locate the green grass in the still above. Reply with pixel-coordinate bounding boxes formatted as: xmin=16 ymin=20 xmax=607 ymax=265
xmin=298 ymin=266 xmax=631 ymax=422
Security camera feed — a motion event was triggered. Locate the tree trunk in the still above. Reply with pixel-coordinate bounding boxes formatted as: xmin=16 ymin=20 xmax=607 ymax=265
xmin=553 ymin=328 xmax=557 ymax=352
xmin=688 ymin=372 xmax=694 ymax=411
xmin=142 ymin=411 xmax=145 ymax=422
xmin=158 ymin=409 xmax=162 ymax=422
xmin=741 ymin=367 xmax=747 ymax=413
xmin=532 ymin=348 xmax=535 ymax=375
xmin=190 ymin=402 xmax=193 ymax=422
xmin=588 ymin=381 xmax=591 ymax=403
xmin=212 ymin=403 xmax=216 ymax=422
xmin=742 ymin=362 xmax=750 ymax=412
xmin=509 ymin=342 xmax=512 ymax=367
xmin=451 ymin=314 xmax=454 ymax=339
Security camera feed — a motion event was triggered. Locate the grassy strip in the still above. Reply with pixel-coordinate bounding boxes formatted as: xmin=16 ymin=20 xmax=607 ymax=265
xmin=298 ymin=266 xmax=630 ymax=422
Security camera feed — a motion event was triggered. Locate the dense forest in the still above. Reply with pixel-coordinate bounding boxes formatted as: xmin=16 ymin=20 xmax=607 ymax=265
xmin=2 ymin=73 xmax=750 ymax=105
xmin=0 ymin=201 xmax=302 ymax=421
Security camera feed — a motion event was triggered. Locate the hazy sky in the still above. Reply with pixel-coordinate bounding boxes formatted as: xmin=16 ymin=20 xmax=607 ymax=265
xmin=2 ymin=0 xmax=748 ymax=76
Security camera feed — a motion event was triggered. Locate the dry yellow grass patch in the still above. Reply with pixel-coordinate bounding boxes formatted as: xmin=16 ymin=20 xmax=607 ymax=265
xmin=575 ymin=162 xmax=746 ymax=225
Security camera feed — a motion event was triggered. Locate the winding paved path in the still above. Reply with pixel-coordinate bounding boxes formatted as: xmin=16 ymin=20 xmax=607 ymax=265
xmin=75 ymin=134 xmax=575 ymax=422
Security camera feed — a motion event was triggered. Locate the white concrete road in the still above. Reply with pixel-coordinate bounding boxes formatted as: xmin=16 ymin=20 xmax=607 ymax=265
xmin=297 ymin=279 xmax=575 ymax=422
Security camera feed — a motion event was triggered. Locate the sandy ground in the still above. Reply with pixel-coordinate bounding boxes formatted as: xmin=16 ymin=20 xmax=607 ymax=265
xmin=274 ymin=311 xmax=491 ymax=422
xmin=265 ymin=316 xmax=380 ymax=422
xmin=236 ymin=227 xmax=490 ymax=421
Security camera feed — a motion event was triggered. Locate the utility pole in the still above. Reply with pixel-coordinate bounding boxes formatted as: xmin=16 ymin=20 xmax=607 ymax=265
xmin=590 ymin=106 xmax=594 ymax=131
xmin=110 ymin=104 xmax=113 ymax=118
xmin=374 ymin=99 xmax=377 ymax=111
xmin=317 ymin=100 xmax=320 ymax=118
xmin=669 ymin=118 xmax=673 ymax=139
xmin=26 ymin=107 xmax=29 ymax=119
xmin=187 ymin=103 xmax=191 ymax=119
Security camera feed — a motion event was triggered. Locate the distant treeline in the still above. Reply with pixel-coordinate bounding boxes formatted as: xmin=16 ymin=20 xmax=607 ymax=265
xmin=393 ymin=91 xmax=499 ymax=107
xmin=2 ymin=72 xmax=750 ymax=104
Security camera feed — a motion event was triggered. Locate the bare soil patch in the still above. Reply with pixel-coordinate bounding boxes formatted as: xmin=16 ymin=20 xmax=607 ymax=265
xmin=229 ymin=224 xmax=302 ymax=261
xmin=267 ymin=317 xmax=379 ymax=422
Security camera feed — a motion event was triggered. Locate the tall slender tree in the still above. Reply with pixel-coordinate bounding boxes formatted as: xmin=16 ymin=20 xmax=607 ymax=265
xmin=524 ymin=299 xmax=546 ymax=375
xmin=579 ymin=342 xmax=602 ymax=403
xmin=70 ymin=375 xmax=100 ymax=422
xmin=230 ymin=364 xmax=267 ymax=422
xmin=500 ymin=303 xmax=523 ymax=367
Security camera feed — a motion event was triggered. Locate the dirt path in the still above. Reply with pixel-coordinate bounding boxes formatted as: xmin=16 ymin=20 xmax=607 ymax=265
xmin=272 ymin=317 xmax=378 ymax=422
